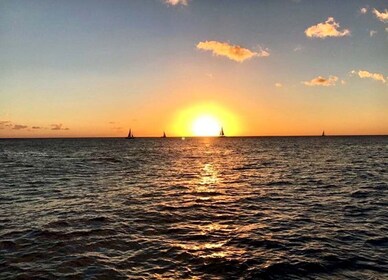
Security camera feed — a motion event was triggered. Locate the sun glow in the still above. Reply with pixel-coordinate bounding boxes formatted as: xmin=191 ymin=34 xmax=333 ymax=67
xmin=171 ymin=103 xmax=240 ymax=137
xmin=192 ymin=115 xmax=221 ymax=136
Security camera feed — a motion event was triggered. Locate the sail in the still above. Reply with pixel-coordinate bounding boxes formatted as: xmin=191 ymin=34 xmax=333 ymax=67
xmin=322 ymin=131 xmax=325 ymax=137
xmin=163 ymin=131 xmax=166 ymax=138
xmin=220 ymin=127 xmax=225 ymax=137
xmin=126 ymin=128 xmax=134 ymax=138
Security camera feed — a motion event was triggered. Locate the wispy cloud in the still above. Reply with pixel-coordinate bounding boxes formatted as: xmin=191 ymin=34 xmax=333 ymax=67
xmin=360 ymin=7 xmax=368 ymax=14
xmin=305 ymin=17 xmax=350 ymax=38
xmin=164 ymin=0 xmax=188 ymax=6
xmin=275 ymin=83 xmax=283 ymax=88
xmin=13 ymin=124 xmax=28 ymax=130
xmin=32 ymin=126 xmax=42 ymax=129
xmin=51 ymin=124 xmax=70 ymax=131
xmin=369 ymin=30 xmax=377 ymax=37
xmin=372 ymin=8 xmax=388 ymax=23
xmin=196 ymin=41 xmax=269 ymax=62
xmin=303 ymin=75 xmax=339 ymax=87
xmin=0 ymin=121 xmax=11 ymax=129
xmin=293 ymin=45 xmax=303 ymax=52
xmin=351 ymin=70 xmax=386 ymax=83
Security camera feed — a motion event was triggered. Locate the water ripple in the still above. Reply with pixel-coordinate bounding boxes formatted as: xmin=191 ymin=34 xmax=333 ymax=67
xmin=0 ymin=136 xmax=387 ymax=279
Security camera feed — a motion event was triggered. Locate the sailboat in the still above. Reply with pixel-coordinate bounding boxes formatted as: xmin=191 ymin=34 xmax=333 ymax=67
xmin=322 ymin=130 xmax=325 ymax=137
xmin=219 ymin=126 xmax=225 ymax=137
xmin=162 ymin=131 xmax=167 ymax=138
xmin=126 ymin=129 xmax=134 ymax=139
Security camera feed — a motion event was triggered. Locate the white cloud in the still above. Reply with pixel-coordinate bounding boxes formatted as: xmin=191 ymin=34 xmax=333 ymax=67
xmin=372 ymin=8 xmax=388 ymax=23
xmin=303 ymin=75 xmax=339 ymax=87
xmin=360 ymin=7 xmax=368 ymax=14
xmin=305 ymin=17 xmax=350 ymax=38
xmin=369 ymin=30 xmax=377 ymax=37
xmin=196 ymin=40 xmax=269 ymax=62
xmin=164 ymin=0 xmax=188 ymax=6
xmin=351 ymin=70 xmax=386 ymax=83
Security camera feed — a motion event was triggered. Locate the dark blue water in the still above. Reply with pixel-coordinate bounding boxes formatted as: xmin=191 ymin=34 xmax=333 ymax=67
xmin=0 ymin=137 xmax=387 ymax=279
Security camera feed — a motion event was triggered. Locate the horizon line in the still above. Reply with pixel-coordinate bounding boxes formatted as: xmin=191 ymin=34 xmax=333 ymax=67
xmin=1 ymin=134 xmax=387 ymax=140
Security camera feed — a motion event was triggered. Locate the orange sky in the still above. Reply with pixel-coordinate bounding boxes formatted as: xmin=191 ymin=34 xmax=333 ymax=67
xmin=1 ymin=1 xmax=387 ymax=137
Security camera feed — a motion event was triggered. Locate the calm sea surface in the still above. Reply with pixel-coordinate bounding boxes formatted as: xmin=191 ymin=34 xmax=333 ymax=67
xmin=0 ymin=137 xmax=387 ymax=279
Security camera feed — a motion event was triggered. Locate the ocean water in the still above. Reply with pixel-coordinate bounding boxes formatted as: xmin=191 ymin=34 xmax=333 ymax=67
xmin=0 ymin=136 xmax=387 ymax=279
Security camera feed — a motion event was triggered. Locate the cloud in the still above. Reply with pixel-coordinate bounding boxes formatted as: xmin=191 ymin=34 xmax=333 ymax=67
xmin=369 ymin=30 xmax=377 ymax=37
xmin=293 ymin=45 xmax=303 ymax=52
xmin=305 ymin=17 xmax=350 ymax=38
xmin=275 ymin=83 xmax=283 ymax=88
xmin=32 ymin=126 xmax=42 ymax=129
xmin=372 ymin=8 xmax=388 ymax=23
xmin=0 ymin=121 xmax=9 ymax=129
xmin=164 ymin=0 xmax=188 ymax=6
xmin=360 ymin=7 xmax=368 ymax=14
xmin=303 ymin=75 xmax=339 ymax=87
xmin=13 ymin=124 xmax=28 ymax=130
xmin=196 ymin=41 xmax=269 ymax=62
xmin=51 ymin=124 xmax=70 ymax=130
xmin=351 ymin=70 xmax=386 ymax=83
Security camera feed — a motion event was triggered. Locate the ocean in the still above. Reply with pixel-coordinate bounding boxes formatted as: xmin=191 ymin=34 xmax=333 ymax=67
xmin=0 ymin=136 xmax=387 ymax=279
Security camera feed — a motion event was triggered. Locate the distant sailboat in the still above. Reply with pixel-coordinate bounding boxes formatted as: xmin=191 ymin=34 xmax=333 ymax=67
xmin=162 ymin=131 xmax=167 ymax=138
xmin=219 ymin=126 xmax=225 ymax=137
xmin=126 ymin=129 xmax=134 ymax=139
xmin=322 ymin=130 xmax=325 ymax=137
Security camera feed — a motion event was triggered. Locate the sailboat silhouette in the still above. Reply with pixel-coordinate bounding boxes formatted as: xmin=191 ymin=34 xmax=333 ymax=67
xmin=126 ymin=129 xmax=134 ymax=139
xmin=162 ymin=131 xmax=167 ymax=138
xmin=219 ymin=126 xmax=225 ymax=137
xmin=322 ymin=130 xmax=325 ymax=137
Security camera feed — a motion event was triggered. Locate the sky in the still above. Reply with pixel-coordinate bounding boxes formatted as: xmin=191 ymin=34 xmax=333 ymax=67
xmin=0 ymin=0 xmax=387 ymax=137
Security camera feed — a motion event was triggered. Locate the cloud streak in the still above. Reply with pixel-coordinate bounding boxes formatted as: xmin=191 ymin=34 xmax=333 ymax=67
xmin=351 ymin=70 xmax=386 ymax=83
xmin=196 ymin=41 xmax=269 ymax=62
xmin=51 ymin=124 xmax=70 ymax=131
xmin=303 ymin=75 xmax=339 ymax=87
xmin=164 ymin=0 xmax=188 ymax=6
xmin=13 ymin=124 xmax=28 ymax=130
xmin=372 ymin=8 xmax=388 ymax=23
xmin=305 ymin=17 xmax=350 ymax=38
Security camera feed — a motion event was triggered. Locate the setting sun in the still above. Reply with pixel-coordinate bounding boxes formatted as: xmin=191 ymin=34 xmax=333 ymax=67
xmin=171 ymin=103 xmax=240 ymax=137
xmin=192 ymin=115 xmax=221 ymax=136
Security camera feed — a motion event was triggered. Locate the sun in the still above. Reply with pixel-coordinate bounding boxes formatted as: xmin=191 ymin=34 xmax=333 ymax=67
xmin=192 ymin=115 xmax=221 ymax=136
xmin=171 ymin=103 xmax=240 ymax=137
